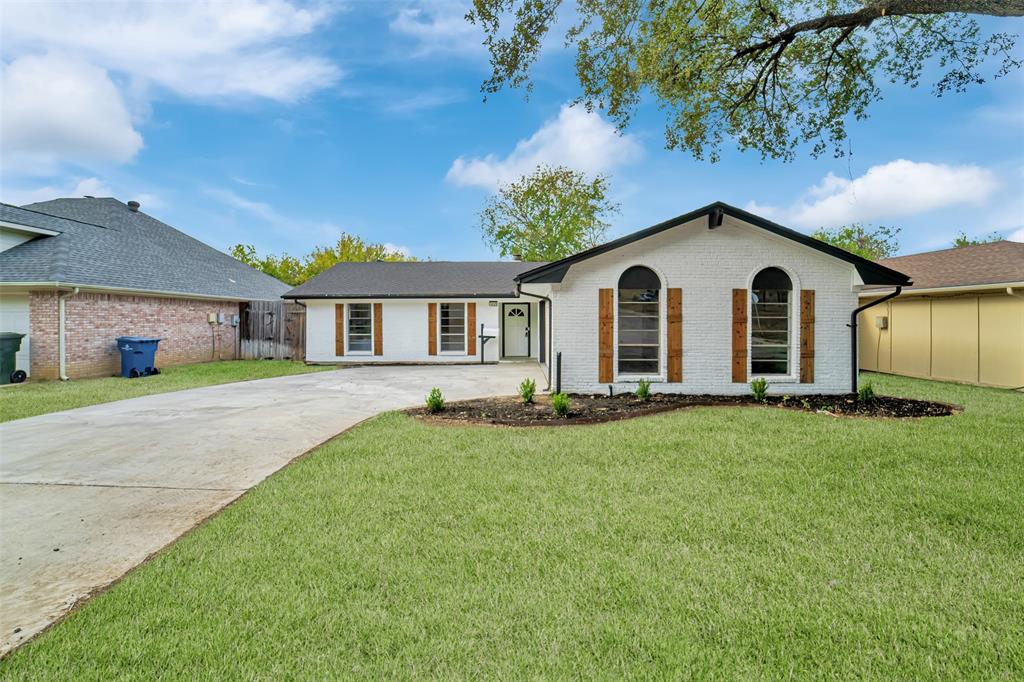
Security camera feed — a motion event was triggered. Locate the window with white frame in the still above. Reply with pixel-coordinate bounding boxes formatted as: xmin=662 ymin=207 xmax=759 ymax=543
xmin=750 ymin=267 xmax=792 ymax=375
xmin=617 ymin=266 xmax=661 ymax=375
xmin=440 ymin=302 xmax=466 ymax=352
xmin=348 ymin=303 xmax=372 ymax=352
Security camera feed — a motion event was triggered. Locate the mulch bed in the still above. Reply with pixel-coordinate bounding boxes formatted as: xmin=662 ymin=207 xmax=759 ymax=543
xmin=408 ymin=392 xmax=958 ymax=427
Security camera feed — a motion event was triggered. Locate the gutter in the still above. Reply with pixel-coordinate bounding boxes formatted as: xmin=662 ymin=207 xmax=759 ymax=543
xmin=58 ymin=286 xmax=80 ymax=381
xmin=849 ymin=286 xmax=902 ymax=394
xmin=515 ymin=282 xmax=553 ymax=391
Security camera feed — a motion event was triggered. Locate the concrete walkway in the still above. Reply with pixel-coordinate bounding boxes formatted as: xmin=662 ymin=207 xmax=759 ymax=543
xmin=0 ymin=363 xmax=544 ymax=654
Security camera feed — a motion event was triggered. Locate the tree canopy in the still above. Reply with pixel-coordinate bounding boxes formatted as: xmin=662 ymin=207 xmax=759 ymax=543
xmin=468 ymin=0 xmax=1022 ymax=161
xmin=952 ymin=229 xmax=1004 ymax=247
xmin=478 ymin=165 xmax=620 ymax=261
xmin=231 ymin=235 xmax=416 ymax=287
xmin=812 ymin=223 xmax=901 ymax=259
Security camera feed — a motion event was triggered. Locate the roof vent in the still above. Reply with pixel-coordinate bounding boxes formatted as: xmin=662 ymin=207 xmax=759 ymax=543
xmin=84 ymin=195 xmax=95 ymax=199
xmin=512 ymin=252 xmax=523 ymax=261
xmin=127 ymin=200 xmax=140 ymax=212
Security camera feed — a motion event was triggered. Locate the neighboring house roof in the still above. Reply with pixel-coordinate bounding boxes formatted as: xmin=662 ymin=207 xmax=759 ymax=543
xmin=515 ymin=201 xmax=912 ymax=287
xmin=0 ymin=198 xmax=289 ymax=300
xmin=873 ymin=241 xmax=1024 ymax=291
xmin=284 ymin=261 xmax=546 ymax=299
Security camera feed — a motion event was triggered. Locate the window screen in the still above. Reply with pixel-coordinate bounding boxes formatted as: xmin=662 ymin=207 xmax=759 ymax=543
xmin=618 ymin=266 xmax=661 ymax=375
xmin=348 ymin=303 xmax=372 ymax=352
xmin=751 ymin=267 xmax=792 ymax=375
xmin=440 ymin=302 xmax=466 ymax=352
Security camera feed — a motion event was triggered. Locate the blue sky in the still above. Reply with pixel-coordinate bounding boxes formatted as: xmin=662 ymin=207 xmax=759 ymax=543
xmin=2 ymin=1 xmax=1022 ymax=261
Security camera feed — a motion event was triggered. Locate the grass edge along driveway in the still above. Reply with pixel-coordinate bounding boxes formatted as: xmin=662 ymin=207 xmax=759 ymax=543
xmin=0 ymin=360 xmax=333 ymax=423
xmin=2 ymin=373 xmax=1022 ymax=678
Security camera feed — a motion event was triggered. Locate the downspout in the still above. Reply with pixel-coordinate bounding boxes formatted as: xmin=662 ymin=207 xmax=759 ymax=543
xmin=849 ymin=286 xmax=902 ymax=393
xmin=58 ymin=286 xmax=80 ymax=381
xmin=1007 ymin=286 xmax=1023 ymax=299
xmin=515 ymin=282 xmax=552 ymax=391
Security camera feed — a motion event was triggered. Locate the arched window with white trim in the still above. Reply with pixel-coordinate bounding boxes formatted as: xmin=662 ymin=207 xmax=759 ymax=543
xmin=618 ymin=266 xmax=661 ymax=375
xmin=751 ymin=267 xmax=792 ymax=376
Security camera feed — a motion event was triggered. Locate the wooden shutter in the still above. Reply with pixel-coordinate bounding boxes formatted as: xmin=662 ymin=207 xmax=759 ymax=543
xmin=467 ymin=302 xmax=477 ymax=355
xmin=800 ymin=290 xmax=815 ymax=383
xmin=667 ymin=288 xmax=683 ymax=382
xmin=598 ymin=288 xmax=614 ymax=383
xmin=334 ymin=303 xmax=344 ymax=357
xmin=373 ymin=303 xmax=383 ymax=356
xmin=731 ymin=289 xmax=747 ymax=383
xmin=427 ymin=303 xmax=437 ymax=356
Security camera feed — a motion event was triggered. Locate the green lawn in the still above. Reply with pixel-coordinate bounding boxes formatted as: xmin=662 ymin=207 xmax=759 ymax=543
xmin=2 ymin=374 xmax=1022 ymax=678
xmin=0 ymin=360 xmax=333 ymax=423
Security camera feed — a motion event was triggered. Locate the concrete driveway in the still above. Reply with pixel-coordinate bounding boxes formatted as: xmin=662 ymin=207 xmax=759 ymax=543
xmin=0 ymin=363 xmax=544 ymax=654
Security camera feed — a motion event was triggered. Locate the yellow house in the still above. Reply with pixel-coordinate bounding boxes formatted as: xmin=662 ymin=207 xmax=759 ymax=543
xmin=858 ymin=241 xmax=1024 ymax=389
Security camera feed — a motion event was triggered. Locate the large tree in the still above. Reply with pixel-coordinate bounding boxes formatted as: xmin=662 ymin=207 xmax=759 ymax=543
xmin=468 ymin=1 xmax=1022 ymax=161
xmin=231 ymin=235 xmax=416 ymax=286
xmin=952 ymin=229 xmax=1004 ymax=246
xmin=812 ymin=223 xmax=901 ymax=259
xmin=478 ymin=165 xmax=620 ymax=261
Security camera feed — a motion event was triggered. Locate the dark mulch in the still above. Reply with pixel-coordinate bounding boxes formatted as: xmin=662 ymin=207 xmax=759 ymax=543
xmin=409 ymin=392 xmax=958 ymax=427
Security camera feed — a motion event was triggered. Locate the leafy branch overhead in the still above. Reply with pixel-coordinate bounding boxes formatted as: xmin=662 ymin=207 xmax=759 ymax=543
xmin=468 ymin=1 xmax=1023 ymax=161
xmin=231 ymin=235 xmax=416 ymax=287
xmin=478 ymin=165 xmax=620 ymax=261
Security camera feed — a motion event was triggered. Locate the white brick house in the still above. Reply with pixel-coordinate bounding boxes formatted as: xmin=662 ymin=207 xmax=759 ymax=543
xmin=288 ymin=203 xmax=911 ymax=395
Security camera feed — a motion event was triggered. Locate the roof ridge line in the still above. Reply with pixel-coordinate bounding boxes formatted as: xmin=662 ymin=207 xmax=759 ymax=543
xmin=6 ymin=202 xmax=117 ymax=231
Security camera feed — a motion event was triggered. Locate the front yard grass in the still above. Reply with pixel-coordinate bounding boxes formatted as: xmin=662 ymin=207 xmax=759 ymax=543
xmin=0 ymin=360 xmax=332 ymax=423
xmin=2 ymin=374 xmax=1022 ymax=678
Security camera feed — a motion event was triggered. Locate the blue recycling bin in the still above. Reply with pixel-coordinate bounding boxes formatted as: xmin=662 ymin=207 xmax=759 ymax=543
xmin=115 ymin=336 xmax=161 ymax=378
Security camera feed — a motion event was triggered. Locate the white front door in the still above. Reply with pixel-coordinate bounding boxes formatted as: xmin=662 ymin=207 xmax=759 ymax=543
xmin=503 ymin=304 xmax=530 ymax=357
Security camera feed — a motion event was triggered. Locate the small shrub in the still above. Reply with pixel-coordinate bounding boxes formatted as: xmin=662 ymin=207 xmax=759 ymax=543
xmin=750 ymin=377 xmax=768 ymax=402
xmin=518 ymin=377 xmax=536 ymax=404
xmin=425 ymin=387 xmax=444 ymax=413
xmin=858 ymin=382 xmax=876 ymax=404
xmin=635 ymin=378 xmax=652 ymax=402
xmin=551 ymin=392 xmax=571 ymax=417
xmin=800 ymin=398 xmax=811 ymax=410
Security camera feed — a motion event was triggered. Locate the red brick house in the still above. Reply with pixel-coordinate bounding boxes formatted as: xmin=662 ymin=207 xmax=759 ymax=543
xmin=0 ymin=198 xmax=288 ymax=380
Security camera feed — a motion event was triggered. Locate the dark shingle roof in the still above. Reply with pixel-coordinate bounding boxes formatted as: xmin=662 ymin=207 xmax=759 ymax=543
xmin=284 ymin=261 xmax=547 ymax=299
xmin=0 ymin=198 xmax=289 ymax=300
xmin=875 ymin=241 xmax=1024 ymax=290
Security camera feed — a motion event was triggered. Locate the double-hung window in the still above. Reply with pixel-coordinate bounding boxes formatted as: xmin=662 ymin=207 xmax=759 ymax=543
xmin=347 ymin=303 xmax=372 ymax=353
xmin=440 ymin=302 xmax=466 ymax=352
xmin=750 ymin=267 xmax=792 ymax=375
xmin=617 ymin=266 xmax=661 ymax=375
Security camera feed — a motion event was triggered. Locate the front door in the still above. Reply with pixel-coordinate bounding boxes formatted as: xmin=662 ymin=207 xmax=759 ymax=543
xmin=502 ymin=303 xmax=530 ymax=357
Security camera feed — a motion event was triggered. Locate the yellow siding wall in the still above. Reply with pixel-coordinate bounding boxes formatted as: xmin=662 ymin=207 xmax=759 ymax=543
xmin=859 ymin=292 xmax=1024 ymax=388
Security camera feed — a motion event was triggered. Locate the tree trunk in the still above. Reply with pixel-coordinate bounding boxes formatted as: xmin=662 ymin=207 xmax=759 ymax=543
xmin=863 ymin=1 xmax=1024 ymax=17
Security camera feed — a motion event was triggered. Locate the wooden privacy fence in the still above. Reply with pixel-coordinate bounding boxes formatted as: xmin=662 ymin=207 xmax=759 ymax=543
xmin=239 ymin=300 xmax=306 ymax=360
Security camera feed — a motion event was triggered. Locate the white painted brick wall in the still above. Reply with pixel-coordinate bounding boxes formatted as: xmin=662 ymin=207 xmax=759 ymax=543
xmin=303 ymin=298 xmax=538 ymax=363
xmin=532 ymin=215 xmax=858 ymax=395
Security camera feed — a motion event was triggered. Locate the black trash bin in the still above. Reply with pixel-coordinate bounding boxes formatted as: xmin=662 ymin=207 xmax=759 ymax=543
xmin=115 ymin=336 xmax=162 ymax=378
xmin=0 ymin=332 xmax=27 ymax=384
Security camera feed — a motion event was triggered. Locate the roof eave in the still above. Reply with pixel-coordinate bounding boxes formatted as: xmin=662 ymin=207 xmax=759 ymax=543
xmin=515 ymin=201 xmax=913 ymax=287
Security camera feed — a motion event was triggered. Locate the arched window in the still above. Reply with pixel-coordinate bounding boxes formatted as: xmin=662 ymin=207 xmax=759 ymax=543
xmin=618 ymin=266 xmax=661 ymax=374
xmin=751 ymin=267 xmax=793 ymax=375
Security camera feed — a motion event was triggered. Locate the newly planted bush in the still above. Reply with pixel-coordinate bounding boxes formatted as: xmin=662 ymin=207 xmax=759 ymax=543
xmin=635 ymin=379 xmax=652 ymax=402
xmin=518 ymin=377 xmax=536 ymax=404
xmin=750 ymin=377 xmax=768 ymax=402
xmin=858 ymin=382 xmax=876 ymax=404
xmin=425 ymin=387 xmax=445 ymax=413
xmin=551 ymin=392 xmax=570 ymax=417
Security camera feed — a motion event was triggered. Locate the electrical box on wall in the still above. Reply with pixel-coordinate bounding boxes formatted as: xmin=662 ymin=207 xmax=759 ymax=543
xmin=875 ymin=315 xmax=888 ymax=329
xmin=207 ymin=312 xmax=217 ymax=323
xmin=231 ymin=314 xmax=240 ymax=327
xmin=216 ymin=312 xmax=225 ymax=324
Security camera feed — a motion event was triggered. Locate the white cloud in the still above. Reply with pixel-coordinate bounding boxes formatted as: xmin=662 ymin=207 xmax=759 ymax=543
xmin=204 ymin=187 xmax=283 ymax=224
xmin=0 ymin=176 xmax=163 ymax=209
xmin=746 ymin=159 xmax=1001 ymax=229
xmin=1 ymin=54 xmax=143 ymax=173
xmin=390 ymin=4 xmax=483 ymax=57
xmin=1009 ymin=227 xmax=1024 ymax=243
xmin=383 ymin=88 xmax=465 ymax=115
xmin=383 ymin=242 xmax=413 ymax=257
xmin=1 ymin=1 xmax=341 ymax=102
xmin=446 ymin=104 xmax=642 ymax=189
